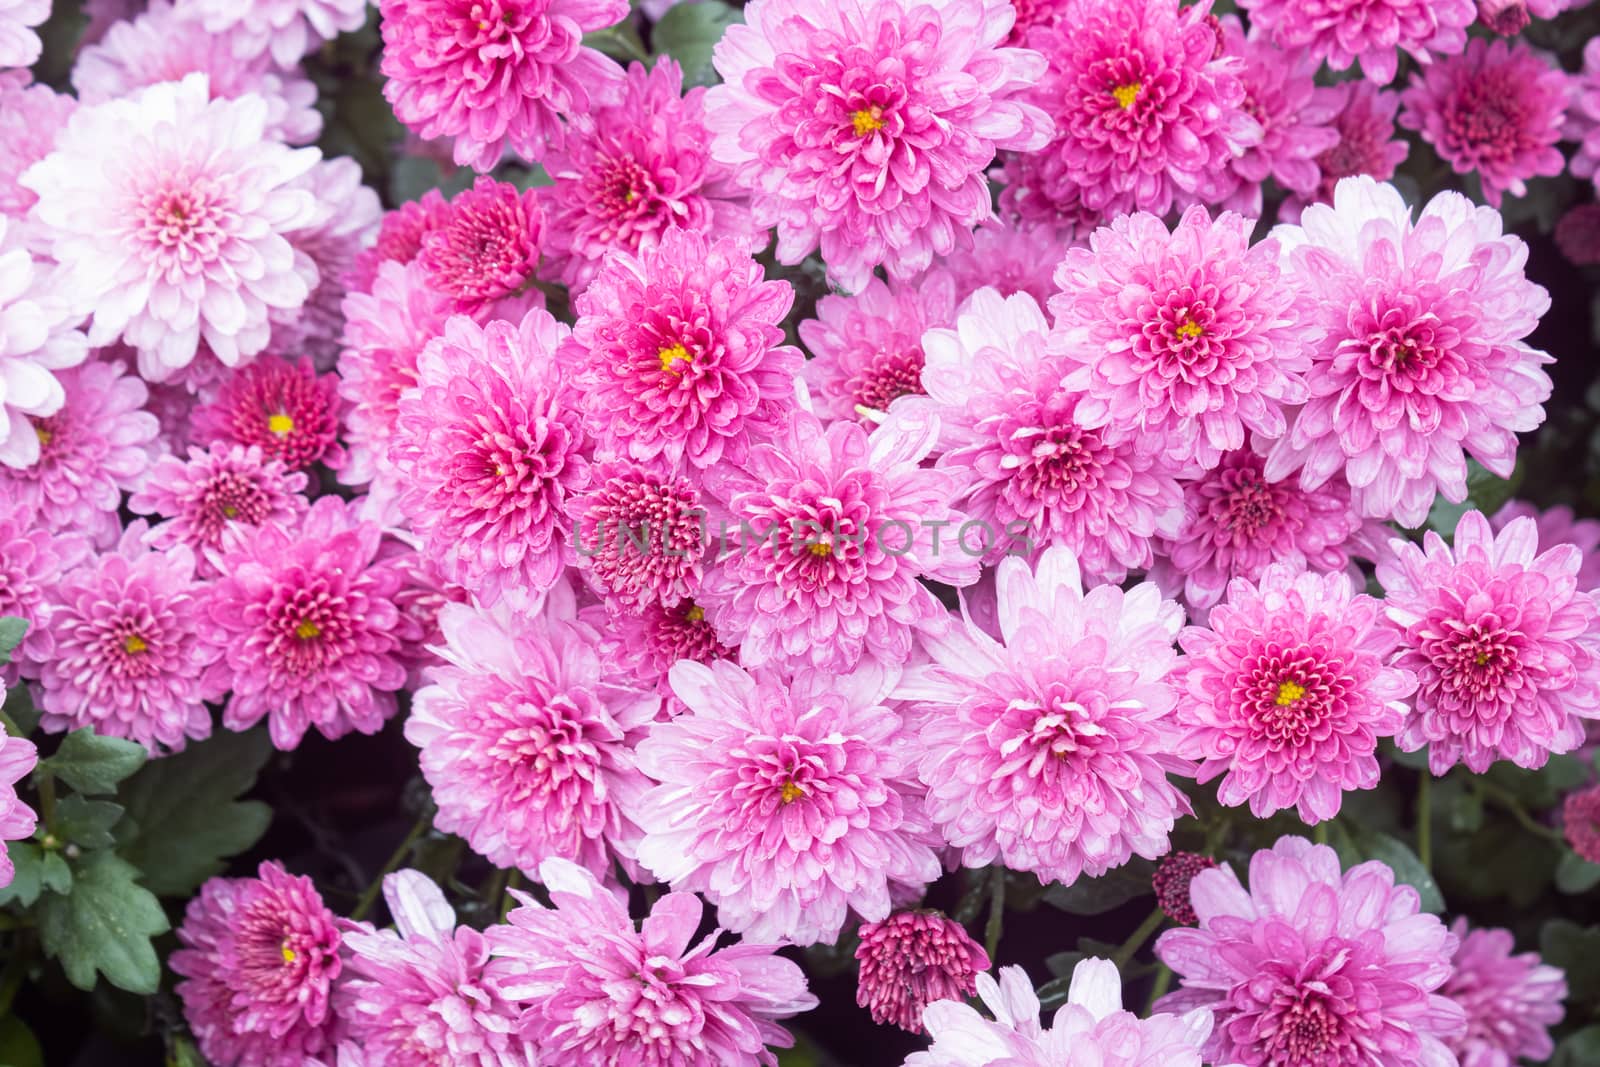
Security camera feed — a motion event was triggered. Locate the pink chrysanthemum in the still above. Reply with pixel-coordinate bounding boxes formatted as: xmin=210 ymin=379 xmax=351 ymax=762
xmin=0 ymin=503 xmax=89 ymax=687
xmin=1151 ymin=447 xmax=1379 ymax=618
xmin=899 ymin=546 xmax=1192 ymax=884
xmin=1439 ymin=919 xmax=1566 ymax=1067
xmin=22 ymin=74 xmax=322 ymax=378
xmin=596 ymin=598 xmax=738 ymax=702
xmin=798 ymin=272 xmax=957 ymax=425
xmin=129 ymin=443 xmax=308 ymax=577
xmin=911 ymin=288 xmax=1185 ymax=581
xmin=389 ymin=309 xmax=589 ymax=608
xmin=1493 ymin=500 xmax=1600 ymax=591
xmin=378 ymin=0 xmax=627 ymax=171
xmin=544 ymin=58 xmax=762 ymax=292
xmin=994 ymin=147 xmax=1108 ymax=238
xmin=635 ymin=659 xmax=942 ymax=945
xmin=200 ymin=495 xmax=414 ymax=750
xmin=1564 ymin=784 xmax=1600 ymax=862
xmin=1238 ymin=0 xmax=1476 ymax=84
xmin=1152 ymin=852 xmax=1219 ymax=926
xmin=568 ymin=228 xmax=801 ymax=472
xmin=73 ymin=0 xmax=322 ymax=144
xmin=1572 ymin=40 xmax=1600 ymax=195
xmin=1478 ymin=0 xmax=1532 ymax=33
xmin=700 ymin=413 xmax=977 ymax=673
xmin=1021 ymin=0 xmax=1259 ymax=221
xmin=345 ymin=190 xmax=449 ymax=296
xmin=173 ymin=0 xmax=368 ymax=68
xmin=1156 ymin=836 xmax=1465 ymax=1067
xmin=406 ymin=591 xmax=658 ymax=882
xmin=1282 ymin=80 xmax=1409 ymax=221
xmin=1050 ymin=206 xmax=1313 ymax=469
xmin=488 ymin=856 xmax=818 ymax=1065
xmin=0 ymin=215 xmax=90 ymax=469
xmin=1400 ymin=39 xmax=1569 ymax=208
xmin=568 ymin=456 xmax=709 ymax=611
xmin=192 ymin=356 xmax=344 ymax=472
xmin=940 ymin=217 xmax=1068 ymax=308
xmin=906 ymin=959 xmax=1218 ymax=1067
xmin=1265 ymin=177 xmax=1553 ymax=528
xmin=707 ymin=0 xmax=1053 ymax=291
xmin=0 ymin=73 xmax=74 ymax=224
xmin=338 ymin=870 xmax=536 ymax=1066
xmin=0 ymin=0 xmax=46 ymax=68
xmin=171 ymin=862 xmax=343 ymax=1067
xmin=0 ymin=358 xmax=160 ymax=549
xmin=1555 ymin=203 xmax=1600 ymax=267
xmin=272 ymin=158 xmax=382 ymax=365
xmin=855 ymin=911 xmax=990 ymax=1034
xmin=1376 ymin=510 xmax=1600 ymax=774
xmin=417 ymin=177 xmax=544 ymax=320
xmin=1172 ymin=563 xmax=1415 ymax=823
xmin=0 ymin=721 xmax=35 ymax=889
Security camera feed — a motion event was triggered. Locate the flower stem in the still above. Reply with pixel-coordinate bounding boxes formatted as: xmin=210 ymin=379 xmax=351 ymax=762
xmin=1416 ymin=773 xmax=1433 ymax=871
xmin=1473 ymin=778 xmax=1566 ymax=844
xmin=1144 ymin=963 xmax=1173 ymax=1015
xmin=1112 ymin=907 xmax=1166 ymax=971
xmin=500 ymin=870 xmax=524 ymax=921
xmin=351 ymin=813 xmax=431 ymax=922
xmin=1312 ymin=821 xmax=1329 ymax=846
xmin=984 ymin=867 xmax=1006 ymax=963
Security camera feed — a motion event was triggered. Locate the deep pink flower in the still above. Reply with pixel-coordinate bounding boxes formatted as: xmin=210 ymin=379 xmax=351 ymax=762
xmin=1478 ymin=0 xmax=1531 ymax=31
xmin=0 ymin=722 xmax=35 ymax=889
xmin=940 ymin=217 xmax=1069 ymax=309
xmin=0 ymin=0 xmax=46 ymax=68
xmin=1282 ymin=80 xmax=1410 ymax=221
xmin=1152 ymin=852 xmax=1219 ymax=926
xmin=1493 ymin=500 xmax=1600 ymax=591
xmin=1172 ymin=563 xmax=1415 ymax=824
xmin=171 ymin=862 xmax=344 ymax=1067
xmin=1050 ymin=206 xmax=1313 ymax=469
xmin=345 ymin=190 xmax=450 ymax=296
xmin=1439 ymin=919 xmax=1566 ymax=1067
xmin=1556 ymin=203 xmax=1600 ymax=267
xmin=1572 ymin=40 xmax=1600 ymax=194
xmin=1377 ymin=510 xmax=1600 ymax=774
xmin=271 ymin=158 xmax=383 ymax=365
xmin=0 ymin=215 xmax=90 ymax=469
xmin=173 ymin=0 xmax=368 ymax=67
xmin=1564 ymin=784 xmax=1600 ymax=862
xmin=855 ymin=911 xmax=990 ymax=1034
xmin=0 ymin=503 xmax=90 ymax=687
xmin=405 ymin=590 xmax=658 ymax=882
xmin=378 ymin=0 xmax=628 ymax=171
xmin=487 ymin=857 xmax=818 ymax=1065
xmin=1021 ymin=0 xmax=1260 ymax=220
xmin=192 ymin=356 xmax=344 ymax=472
xmin=900 ymin=546 xmax=1192 ymax=885
xmin=707 ymin=0 xmax=1052 ymax=291
xmin=1156 ymin=836 xmax=1466 ymax=1067
xmin=1266 ymin=177 xmax=1553 ymax=527
xmin=1400 ymin=39 xmax=1569 ymax=208
xmin=417 ymin=177 xmax=544 ymax=320
xmin=635 ymin=659 xmax=943 ymax=945
xmin=1238 ymin=0 xmax=1475 ymax=84
xmin=389 ymin=309 xmax=590 ymax=608
xmin=568 ymin=456 xmax=709 ymax=611
xmin=568 ymin=228 xmax=801 ymax=473
xmin=0 ymin=72 xmax=75 ymax=224
xmin=595 ymin=598 xmax=738 ymax=703
xmin=200 ymin=495 xmax=414 ymax=750
xmin=994 ymin=146 xmax=1108 ymax=238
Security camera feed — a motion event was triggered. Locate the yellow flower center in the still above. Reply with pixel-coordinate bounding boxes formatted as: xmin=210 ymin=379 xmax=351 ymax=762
xmin=1112 ymin=83 xmax=1141 ymax=110
xmin=281 ymin=941 xmax=297 ymax=965
xmin=223 ymin=504 xmax=239 ymax=518
xmin=1274 ymin=679 xmax=1307 ymax=706
xmin=295 ymin=619 xmax=322 ymax=640
xmin=267 ymin=413 xmax=295 ymax=436
xmin=33 ymin=423 xmax=51 ymax=446
xmin=1475 ymin=651 xmax=1491 ymax=666
xmin=780 ymin=780 xmax=805 ymax=805
xmin=1176 ymin=320 xmax=1204 ymax=339
xmin=807 ymin=541 xmax=833 ymax=558
xmin=658 ymin=343 xmax=692 ymax=374
xmin=684 ymin=603 xmax=705 ymax=622
xmin=123 ymin=634 xmax=148 ymax=655
xmin=851 ymin=107 xmax=885 ymax=137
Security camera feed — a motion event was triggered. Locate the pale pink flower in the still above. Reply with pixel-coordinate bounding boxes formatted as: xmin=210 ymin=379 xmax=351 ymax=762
xmin=1282 ymin=80 xmax=1410 ymax=221
xmin=173 ymin=0 xmax=368 ymax=68
xmin=1492 ymin=500 xmax=1600 ymax=590
xmin=1239 ymin=0 xmax=1476 ymax=83
xmin=1572 ymin=40 xmax=1600 ymax=194
xmin=0 ymin=502 xmax=90 ymax=687
xmin=939 ymin=217 xmax=1069 ymax=308
xmin=0 ymin=215 xmax=90 ymax=469
xmin=271 ymin=158 xmax=382 ymax=365
xmin=0 ymin=0 xmax=46 ymax=68
xmin=0 ymin=72 xmax=75 ymax=225
xmin=0 ymin=722 xmax=36 ymax=889
xmin=1439 ymin=919 xmax=1566 ymax=1067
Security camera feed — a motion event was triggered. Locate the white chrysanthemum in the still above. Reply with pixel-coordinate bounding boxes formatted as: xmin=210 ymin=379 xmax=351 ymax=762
xmin=174 ymin=0 xmax=370 ymax=68
xmin=0 ymin=216 xmax=89 ymax=469
xmin=0 ymin=0 xmax=47 ymax=69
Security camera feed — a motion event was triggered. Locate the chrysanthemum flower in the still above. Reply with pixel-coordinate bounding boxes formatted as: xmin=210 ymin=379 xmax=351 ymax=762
xmin=0 ymin=216 xmax=90 ymax=469
xmin=417 ymin=177 xmax=544 ymax=321
xmin=899 ymin=546 xmax=1191 ymax=885
xmin=906 ymin=959 xmax=1218 ymax=1067
xmin=1265 ymin=177 xmax=1553 ymax=528
xmin=0 ymin=722 xmax=35 ymax=889
xmin=1556 ymin=203 xmax=1600 ymax=267
xmin=994 ymin=147 xmax=1108 ymax=238
xmin=1572 ymin=40 xmax=1600 ymax=194
xmin=1238 ymin=0 xmax=1475 ymax=84
xmin=1156 ymin=836 xmax=1465 ymax=1067
xmin=21 ymin=74 xmax=322 ymax=377
xmin=1439 ymin=919 xmax=1566 ymax=1067
xmin=596 ymin=598 xmax=738 ymax=702
xmin=1172 ymin=563 xmax=1415 ymax=824
xmin=1493 ymin=500 xmax=1600 ymax=590
xmin=0 ymin=72 xmax=74 ymax=225
xmin=567 ymin=456 xmax=709 ymax=611
xmin=1400 ymin=39 xmax=1569 ymax=208
xmin=568 ymin=228 xmax=801 ymax=472
xmin=405 ymin=590 xmax=658 ymax=882
xmin=1152 ymin=852 xmax=1219 ymax=926
xmin=0 ymin=0 xmax=46 ymax=68
xmin=378 ymin=0 xmax=628 ymax=171
xmin=544 ymin=58 xmax=762 ymax=292
xmin=0 ymin=358 xmax=160 ymax=549
xmin=1478 ymin=0 xmax=1532 ymax=32
xmin=1021 ymin=0 xmax=1259 ymax=220
xmin=939 ymin=217 xmax=1068 ymax=308
xmin=389 ymin=309 xmax=589 ymax=608
xmin=338 ymin=870 xmax=536 ymax=1066
xmin=272 ymin=158 xmax=382 ymax=365
xmin=129 ymin=443 xmax=308 ymax=577
xmin=635 ymin=659 xmax=942 ymax=945
xmin=912 ymin=288 xmax=1185 ymax=581
xmin=192 ymin=356 xmax=344 ymax=472
xmin=173 ymin=0 xmax=368 ymax=68
xmin=1282 ymin=80 xmax=1410 ymax=220
xmin=855 ymin=911 xmax=990 ymax=1034
xmin=489 ymin=856 xmax=818 ymax=1065
xmin=798 ymin=272 xmax=957 ymax=425
xmin=0 ymin=504 xmax=89 ymax=687
xmin=344 ymin=190 xmax=450 ymax=296
xmin=200 ymin=495 xmax=414 ymax=750
xmin=1050 ymin=207 xmax=1313 ymax=469
xmin=73 ymin=0 xmax=322 ymax=144
xmin=707 ymin=0 xmax=1053 ymax=291
xmin=1377 ymin=510 xmax=1600 ymax=774
xmin=171 ymin=862 xmax=343 ymax=1067
xmin=1564 ymin=785 xmax=1600 ymax=862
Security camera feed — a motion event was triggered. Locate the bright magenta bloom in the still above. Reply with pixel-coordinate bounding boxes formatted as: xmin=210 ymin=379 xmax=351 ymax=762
xmin=0 ymin=503 xmax=89 ymax=687
xmin=707 ymin=0 xmax=1052 ymax=291
xmin=1238 ymin=0 xmax=1475 ymax=83
xmin=1439 ymin=919 xmax=1566 ymax=1067
xmin=174 ymin=0 xmax=368 ymax=66
xmin=1564 ymin=785 xmax=1600 ymax=862
xmin=568 ymin=456 xmax=709 ymax=611
xmin=1573 ymin=40 xmax=1600 ymax=195
xmin=417 ymin=177 xmax=544 ymax=321
xmin=487 ymin=856 xmax=818 ymax=1065
xmin=0 ymin=722 xmax=36 ymax=889
xmin=1156 ymin=836 xmax=1466 ymax=1067
xmin=378 ymin=0 xmax=628 ymax=171
xmin=1172 ymin=563 xmax=1415 ymax=824
xmin=171 ymin=862 xmax=344 ymax=1067
xmin=596 ymin=598 xmax=737 ymax=703
xmin=192 ymin=356 xmax=344 ymax=473
xmin=345 ymin=190 xmax=450 ymax=296
xmin=1283 ymin=80 xmax=1410 ymax=220
xmin=855 ymin=911 xmax=990 ymax=1034
xmin=1377 ymin=510 xmax=1600 ymax=774
xmin=634 ymin=659 xmax=943 ymax=945
xmin=0 ymin=214 xmax=89 ymax=469
xmin=1400 ymin=38 xmax=1569 ymax=208
xmin=1266 ymin=177 xmax=1553 ymax=527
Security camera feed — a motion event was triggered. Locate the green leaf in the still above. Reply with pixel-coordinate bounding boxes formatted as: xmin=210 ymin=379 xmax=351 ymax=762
xmin=1042 ymin=858 xmax=1155 ymax=916
xmin=1330 ymin=825 xmax=1445 ymax=913
xmin=38 ymin=851 xmax=168 ymax=994
xmin=39 ymin=852 xmax=72 ymax=897
xmin=0 ymin=843 xmax=42 ymax=907
xmin=584 ymin=20 xmax=649 ymax=65
xmin=651 ymin=0 xmax=742 ymax=88
xmin=1556 ymin=850 xmax=1600 ymax=894
xmin=1034 ymin=974 xmax=1074 ymax=1012
xmin=1553 ymin=1025 xmax=1600 ymax=1067
xmin=1044 ymin=950 xmax=1086 ymax=979
xmin=3 ymin=683 xmax=38 ymax=738
xmin=0 ymin=618 xmax=25 ymax=664
xmin=54 ymin=796 xmax=123 ymax=850
xmin=114 ymin=728 xmax=273 ymax=897
xmin=0 ymin=1016 xmax=44 ymax=1067
xmin=44 ymin=729 xmax=147 ymax=796
xmin=1423 ymin=460 xmax=1524 ymax=536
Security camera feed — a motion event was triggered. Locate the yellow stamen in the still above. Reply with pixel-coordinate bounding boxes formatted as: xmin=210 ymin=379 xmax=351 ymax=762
xmin=1112 ymin=83 xmax=1141 ymax=110
xmin=223 ymin=505 xmax=239 ymax=518
xmin=1274 ymin=679 xmax=1307 ymax=706
xmin=807 ymin=541 xmax=833 ymax=558
xmin=658 ymin=343 xmax=692 ymax=374
xmin=33 ymin=424 xmax=51 ymax=447
xmin=281 ymin=941 xmax=297 ymax=964
xmin=295 ymin=619 xmax=321 ymax=640
xmin=123 ymin=634 xmax=148 ymax=655
xmin=624 ymin=190 xmax=637 ymax=203
xmin=267 ymin=413 xmax=295 ymax=436
xmin=1475 ymin=651 xmax=1491 ymax=666
xmin=684 ymin=603 xmax=706 ymax=622
xmin=1176 ymin=320 xmax=1204 ymax=340
xmin=851 ymin=107 xmax=885 ymax=137
xmin=780 ymin=780 xmax=805 ymax=805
